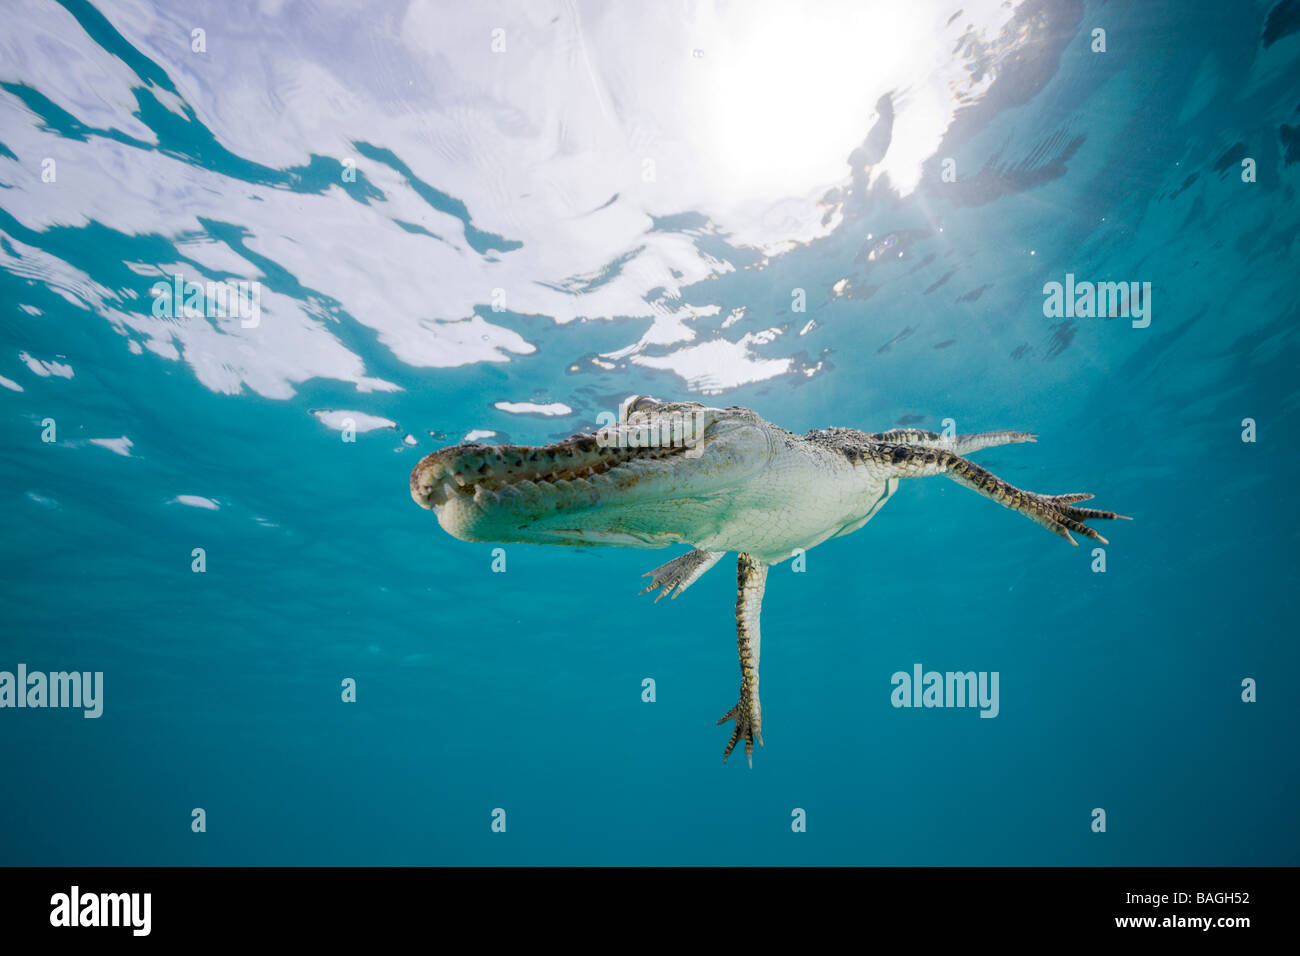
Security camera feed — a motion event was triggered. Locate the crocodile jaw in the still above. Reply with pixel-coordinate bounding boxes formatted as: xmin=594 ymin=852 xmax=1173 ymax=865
xmin=410 ymin=404 xmax=773 ymax=549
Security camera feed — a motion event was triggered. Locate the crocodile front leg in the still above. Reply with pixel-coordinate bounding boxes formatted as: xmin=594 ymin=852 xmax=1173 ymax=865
xmin=718 ymin=552 xmax=768 ymax=767
xmin=640 ymin=548 xmax=725 ymax=602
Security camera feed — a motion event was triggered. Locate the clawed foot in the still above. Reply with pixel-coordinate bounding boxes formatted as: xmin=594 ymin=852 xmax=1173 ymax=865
xmin=717 ymin=690 xmax=762 ymax=768
xmin=1031 ymin=492 xmax=1132 ymax=546
xmin=640 ymin=549 xmax=724 ymax=602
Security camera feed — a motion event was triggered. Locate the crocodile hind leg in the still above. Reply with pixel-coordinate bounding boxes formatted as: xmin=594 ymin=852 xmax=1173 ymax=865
xmin=718 ymin=553 xmax=768 ymax=767
xmin=868 ymin=428 xmax=1037 ymax=455
xmin=640 ymin=549 xmax=725 ymax=602
xmin=868 ymin=441 xmax=1131 ymax=545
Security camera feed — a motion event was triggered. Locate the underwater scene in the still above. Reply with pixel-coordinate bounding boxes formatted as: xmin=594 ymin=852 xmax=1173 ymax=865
xmin=1 ymin=0 xmax=1298 ymax=866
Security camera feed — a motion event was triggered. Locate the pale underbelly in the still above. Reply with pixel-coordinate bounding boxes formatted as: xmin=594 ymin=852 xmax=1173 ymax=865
xmin=692 ymin=475 xmax=897 ymax=563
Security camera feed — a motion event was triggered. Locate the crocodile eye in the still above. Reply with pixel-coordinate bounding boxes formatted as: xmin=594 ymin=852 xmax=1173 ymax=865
xmin=623 ymin=395 xmax=658 ymax=419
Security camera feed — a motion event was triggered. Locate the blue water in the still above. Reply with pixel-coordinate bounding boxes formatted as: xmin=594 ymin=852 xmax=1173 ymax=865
xmin=2 ymin=0 xmax=1297 ymax=865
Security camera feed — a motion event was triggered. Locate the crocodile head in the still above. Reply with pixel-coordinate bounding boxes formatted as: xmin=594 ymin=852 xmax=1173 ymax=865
xmin=410 ymin=397 xmax=779 ymax=550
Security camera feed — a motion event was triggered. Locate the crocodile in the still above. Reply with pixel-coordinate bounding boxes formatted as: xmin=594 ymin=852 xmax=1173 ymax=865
xmin=409 ymin=396 xmax=1129 ymax=767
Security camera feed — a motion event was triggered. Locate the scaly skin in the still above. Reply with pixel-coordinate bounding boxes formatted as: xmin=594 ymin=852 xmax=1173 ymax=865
xmin=718 ymin=554 xmax=766 ymax=768
xmin=410 ymin=397 xmax=1130 ymax=765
